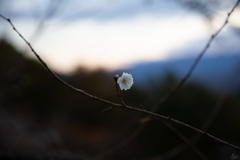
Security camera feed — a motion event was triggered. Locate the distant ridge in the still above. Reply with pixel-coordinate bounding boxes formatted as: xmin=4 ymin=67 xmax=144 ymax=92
xmin=113 ymin=54 xmax=240 ymax=92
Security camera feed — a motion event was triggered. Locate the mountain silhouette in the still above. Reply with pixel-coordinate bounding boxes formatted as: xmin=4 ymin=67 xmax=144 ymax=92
xmin=113 ymin=54 xmax=240 ymax=92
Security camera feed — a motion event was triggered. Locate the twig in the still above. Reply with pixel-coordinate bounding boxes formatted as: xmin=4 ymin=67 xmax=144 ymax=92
xmin=95 ymin=118 xmax=208 ymax=160
xmin=101 ymin=106 xmax=113 ymax=114
xmin=0 ymin=14 xmax=122 ymax=108
xmin=152 ymin=66 xmax=240 ymax=160
xmin=114 ymin=76 xmax=127 ymax=107
xmin=28 ymin=0 xmax=62 ymax=43
xmin=158 ymin=119 xmax=208 ymax=160
xmin=1 ymin=1 xmax=240 ymax=152
xmin=151 ymin=0 xmax=240 ymax=110
xmin=99 ymin=1 xmax=240 ymax=157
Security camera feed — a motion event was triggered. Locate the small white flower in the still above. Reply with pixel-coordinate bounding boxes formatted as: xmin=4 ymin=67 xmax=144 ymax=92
xmin=117 ymin=72 xmax=134 ymax=90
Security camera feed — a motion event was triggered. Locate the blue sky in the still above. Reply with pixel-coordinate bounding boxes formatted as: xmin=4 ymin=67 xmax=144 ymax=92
xmin=0 ymin=0 xmax=239 ymax=73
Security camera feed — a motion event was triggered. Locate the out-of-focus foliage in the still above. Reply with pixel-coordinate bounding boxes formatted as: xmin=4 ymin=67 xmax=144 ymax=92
xmin=0 ymin=40 xmax=240 ymax=159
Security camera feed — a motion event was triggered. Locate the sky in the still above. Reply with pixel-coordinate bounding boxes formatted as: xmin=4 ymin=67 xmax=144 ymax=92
xmin=0 ymin=0 xmax=240 ymax=73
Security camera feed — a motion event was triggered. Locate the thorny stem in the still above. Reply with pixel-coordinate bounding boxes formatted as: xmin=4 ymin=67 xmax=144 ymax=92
xmin=1 ymin=0 xmax=240 ymax=152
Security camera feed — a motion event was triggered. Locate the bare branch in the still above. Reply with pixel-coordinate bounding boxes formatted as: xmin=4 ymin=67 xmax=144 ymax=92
xmin=152 ymin=0 xmax=240 ymax=109
xmin=114 ymin=76 xmax=127 ymax=107
xmin=158 ymin=119 xmax=208 ymax=160
xmin=101 ymin=106 xmax=113 ymax=114
xmin=29 ymin=0 xmax=62 ymax=43
xmin=0 ymin=14 xmax=121 ymax=108
xmin=1 ymin=0 xmax=240 ymax=152
xmin=152 ymin=66 xmax=240 ymax=160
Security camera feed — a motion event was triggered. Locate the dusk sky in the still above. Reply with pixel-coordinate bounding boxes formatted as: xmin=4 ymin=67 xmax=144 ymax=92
xmin=0 ymin=0 xmax=239 ymax=73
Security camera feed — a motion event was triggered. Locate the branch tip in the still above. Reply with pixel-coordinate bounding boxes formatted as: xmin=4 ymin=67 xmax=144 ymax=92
xmin=114 ymin=74 xmax=119 ymax=81
xmin=102 ymin=106 xmax=113 ymax=114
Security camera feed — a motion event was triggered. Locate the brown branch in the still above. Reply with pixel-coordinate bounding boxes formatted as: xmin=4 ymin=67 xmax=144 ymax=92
xmin=1 ymin=1 xmax=240 ymax=152
xmin=0 ymin=14 xmax=122 ymax=108
xmin=95 ymin=118 xmax=208 ymax=160
xmin=158 ymin=119 xmax=208 ymax=160
xmin=28 ymin=0 xmax=62 ymax=43
xmin=152 ymin=0 xmax=240 ymax=110
xmin=101 ymin=106 xmax=113 ymax=114
xmin=152 ymin=66 xmax=240 ymax=160
xmin=124 ymin=2 xmax=240 ymax=156
xmin=114 ymin=75 xmax=127 ymax=107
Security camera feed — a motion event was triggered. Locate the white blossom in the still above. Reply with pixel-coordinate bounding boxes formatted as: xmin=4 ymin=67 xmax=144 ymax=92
xmin=117 ymin=72 xmax=134 ymax=90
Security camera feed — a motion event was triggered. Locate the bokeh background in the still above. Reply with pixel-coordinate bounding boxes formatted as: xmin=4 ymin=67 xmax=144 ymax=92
xmin=0 ymin=0 xmax=240 ymax=159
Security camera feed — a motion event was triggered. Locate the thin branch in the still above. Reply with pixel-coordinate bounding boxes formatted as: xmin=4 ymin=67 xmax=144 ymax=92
xmin=93 ymin=0 xmax=240 ymax=154
xmin=101 ymin=106 xmax=113 ymax=114
xmin=1 ymin=0 xmax=240 ymax=152
xmin=0 ymin=14 xmax=122 ymax=108
xmin=96 ymin=1 xmax=240 ymax=157
xmin=96 ymin=118 xmax=208 ymax=160
xmin=158 ymin=119 xmax=208 ymax=160
xmin=29 ymin=0 xmax=62 ymax=43
xmin=152 ymin=0 xmax=240 ymax=110
xmin=114 ymin=76 xmax=127 ymax=107
xmin=152 ymin=66 xmax=240 ymax=160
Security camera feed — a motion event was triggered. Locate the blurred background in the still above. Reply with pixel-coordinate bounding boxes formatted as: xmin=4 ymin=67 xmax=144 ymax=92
xmin=0 ymin=0 xmax=240 ymax=159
